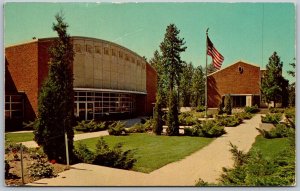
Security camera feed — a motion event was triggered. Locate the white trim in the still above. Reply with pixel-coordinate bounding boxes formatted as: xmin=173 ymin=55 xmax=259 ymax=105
xmin=74 ymin=87 xmax=147 ymax=95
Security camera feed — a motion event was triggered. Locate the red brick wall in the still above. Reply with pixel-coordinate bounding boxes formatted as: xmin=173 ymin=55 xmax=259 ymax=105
xmin=207 ymin=61 xmax=260 ymax=108
xmin=38 ymin=40 xmax=53 ymax=93
xmin=5 ymin=41 xmax=39 ymax=121
xmin=146 ymin=64 xmax=157 ymax=115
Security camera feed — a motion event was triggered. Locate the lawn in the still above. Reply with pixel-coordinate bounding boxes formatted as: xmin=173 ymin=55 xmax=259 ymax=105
xmin=75 ymin=133 xmax=214 ymax=173
xmin=250 ymin=135 xmax=291 ymax=160
xmin=5 ymin=132 xmax=34 ymax=144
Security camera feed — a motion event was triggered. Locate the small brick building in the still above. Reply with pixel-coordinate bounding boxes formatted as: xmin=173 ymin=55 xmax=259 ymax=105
xmin=5 ymin=37 xmax=157 ymax=126
xmin=207 ymin=61 xmax=262 ymax=108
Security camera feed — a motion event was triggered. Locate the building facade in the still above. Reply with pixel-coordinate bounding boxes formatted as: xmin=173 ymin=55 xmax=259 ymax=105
xmin=207 ymin=61 xmax=262 ymax=108
xmin=5 ymin=37 xmax=157 ymax=125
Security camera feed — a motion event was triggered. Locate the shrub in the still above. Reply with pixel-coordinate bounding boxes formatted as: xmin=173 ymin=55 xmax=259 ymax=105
xmin=5 ymin=143 xmax=28 ymax=154
xmin=218 ymin=102 xmax=224 ymax=115
xmin=179 ymin=112 xmax=198 ymax=126
xmin=261 ymin=113 xmax=282 ymax=124
xmin=28 ymin=159 xmax=55 ymax=180
xmin=285 ymin=107 xmax=295 ymax=119
xmin=235 ymin=112 xmax=253 ymax=120
xmin=215 ymin=115 xmax=242 ymax=127
xmin=224 ymin=95 xmax=232 ymax=115
xmin=269 ymin=107 xmax=284 ymax=113
xmin=188 ymin=120 xmax=226 ymax=138
xmin=108 ymin=121 xmax=127 ymax=136
xmin=257 ymin=124 xmax=294 ymax=139
xmin=127 ymin=123 xmax=151 ymax=133
xmin=74 ymin=142 xmax=94 ymax=163
xmin=244 ymin=105 xmax=259 ymax=113
xmin=93 ymin=137 xmax=136 ymax=169
xmin=5 ymin=160 xmax=10 ymax=178
xmin=196 ymin=105 xmax=205 ymax=112
xmin=195 ymin=178 xmax=209 ymax=186
xmin=74 ymin=120 xmax=106 ymax=132
xmin=143 ymin=118 xmax=154 ymax=131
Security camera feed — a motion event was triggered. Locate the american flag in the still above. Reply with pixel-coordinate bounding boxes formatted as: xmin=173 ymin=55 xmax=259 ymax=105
xmin=207 ymin=36 xmax=224 ymax=70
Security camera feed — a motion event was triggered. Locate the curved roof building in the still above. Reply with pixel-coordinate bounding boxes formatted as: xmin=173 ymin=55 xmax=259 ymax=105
xmin=5 ymin=37 xmax=157 ymax=125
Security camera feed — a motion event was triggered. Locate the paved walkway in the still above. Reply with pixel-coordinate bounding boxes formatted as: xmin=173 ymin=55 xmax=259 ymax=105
xmin=28 ymin=114 xmax=262 ymax=186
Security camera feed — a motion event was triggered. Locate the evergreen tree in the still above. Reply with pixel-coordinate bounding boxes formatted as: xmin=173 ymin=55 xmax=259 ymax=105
xmin=261 ymin=52 xmax=288 ymax=108
xmin=150 ymin=50 xmax=164 ymax=135
xmin=34 ymin=13 xmax=75 ymax=163
xmin=224 ymin=94 xmax=232 ymax=115
xmin=160 ymin=24 xmax=186 ymax=136
xmin=191 ymin=66 xmax=205 ymax=107
xmin=180 ymin=62 xmax=194 ymax=107
xmin=287 ymin=59 xmax=295 ymax=106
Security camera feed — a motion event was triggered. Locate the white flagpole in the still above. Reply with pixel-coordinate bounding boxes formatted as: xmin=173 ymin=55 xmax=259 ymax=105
xmin=205 ymin=28 xmax=209 ymax=119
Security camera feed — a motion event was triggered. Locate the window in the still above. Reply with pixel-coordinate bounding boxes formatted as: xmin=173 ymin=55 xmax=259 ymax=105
xmin=5 ymin=95 xmax=23 ymax=119
xmin=112 ymin=49 xmax=116 ymax=56
xmin=95 ymin=46 xmax=101 ymax=54
xmin=104 ymin=47 xmax=109 ymax=55
xmin=75 ymin=44 xmax=81 ymax=53
xmin=119 ymin=51 xmax=123 ymax=59
xmin=86 ymin=45 xmax=93 ymax=53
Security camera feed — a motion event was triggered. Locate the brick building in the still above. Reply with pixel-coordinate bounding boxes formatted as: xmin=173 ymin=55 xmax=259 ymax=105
xmin=207 ymin=61 xmax=262 ymax=108
xmin=5 ymin=37 xmax=157 ymax=126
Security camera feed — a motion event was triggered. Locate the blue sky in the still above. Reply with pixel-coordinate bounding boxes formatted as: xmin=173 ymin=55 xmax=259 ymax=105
xmin=4 ymin=2 xmax=295 ymax=82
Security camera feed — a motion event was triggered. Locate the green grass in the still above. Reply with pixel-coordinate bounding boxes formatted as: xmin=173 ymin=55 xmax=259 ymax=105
xmin=75 ymin=133 xmax=214 ymax=173
xmin=5 ymin=132 xmax=34 ymax=144
xmin=250 ymin=135 xmax=290 ymax=160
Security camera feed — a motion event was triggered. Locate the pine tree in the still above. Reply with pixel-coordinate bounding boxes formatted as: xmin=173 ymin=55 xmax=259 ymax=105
xmin=261 ymin=52 xmax=288 ymax=108
xmin=150 ymin=50 xmax=164 ymax=135
xmin=34 ymin=13 xmax=75 ymax=163
xmin=180 ymin=62 xmax=194 ymax=107
xmin=160 ymin=24 xmax=186 ymax=136
xmin=191 ymin=66 xmax=205 ymax=107
xmin=287 ymin=59 xmax=295 ymax=106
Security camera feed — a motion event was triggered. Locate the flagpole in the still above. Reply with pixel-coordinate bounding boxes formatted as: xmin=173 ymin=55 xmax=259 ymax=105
xmin=205 ymin=28 xmax=209 ymax=119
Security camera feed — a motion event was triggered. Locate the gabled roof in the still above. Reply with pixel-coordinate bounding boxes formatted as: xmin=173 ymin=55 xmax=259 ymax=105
xmin=207 ymin=60 xmax=260 ymax=76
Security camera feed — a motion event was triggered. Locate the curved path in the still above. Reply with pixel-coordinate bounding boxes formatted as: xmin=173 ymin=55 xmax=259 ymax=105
xmin=28 ymin=114 xmax=262 ymax=186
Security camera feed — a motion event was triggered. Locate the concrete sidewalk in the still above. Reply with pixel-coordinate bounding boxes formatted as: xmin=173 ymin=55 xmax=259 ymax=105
xmin=27 ymin=114 xmax=262 ymax=186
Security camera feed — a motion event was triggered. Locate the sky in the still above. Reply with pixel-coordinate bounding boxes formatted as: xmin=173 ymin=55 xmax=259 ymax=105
xmin=4 ymin=2 xmax=296 ymax=82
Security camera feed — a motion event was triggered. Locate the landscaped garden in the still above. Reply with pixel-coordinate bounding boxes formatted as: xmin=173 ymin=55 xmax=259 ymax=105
xmin=75 ymin=133 xmax=214 ymax=173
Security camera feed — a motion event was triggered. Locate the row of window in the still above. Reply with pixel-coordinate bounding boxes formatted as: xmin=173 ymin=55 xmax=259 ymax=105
xmin=74 ymin=44 xmax=145 ymax=66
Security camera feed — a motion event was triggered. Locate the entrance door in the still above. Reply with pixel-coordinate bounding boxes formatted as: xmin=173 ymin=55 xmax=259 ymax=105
xmin=76 ymin=102 xmax=94 ymax=121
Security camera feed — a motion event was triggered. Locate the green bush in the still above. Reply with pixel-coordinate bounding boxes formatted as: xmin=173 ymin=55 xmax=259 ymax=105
xmin=284 ymin=107 xmax=295 ymax=119
xmin=5 ymin=160 xmax=10 ymax=178
xmin=74 ymin=120 xmax=106 ymax=132
xmin=235 ymin=112 xmax=253 ymax=120
xmin=244 ymin=105 xmax=259 ymax=113
xmin=269 ymin=107 xmax=284 ymax=113
xmin=179 ymin=112 xmax=198 ymax=126
xmin=219 ymin=143 xmax=295 ymax=186
xmin=261 ymin=113 xmax=282 ymax=124
xmin=215 ymin=115 xmax=242 ymax=127
xmin=196 ymin=105 xmax=205 ymax=112
xmin=74 ymin=142 xmax=95 ymax=163
xmin=187 ymin=121 xmax=226 ymax=138
xmin=143 ymin=118 xmax=154 ymax=131
xmin=28 ymin=159 xmax=55 ymax=180
xmin=93 ymin=137 xmax=136 ymax=170
xmin=127 ymin=123 xmax=152 ymax=133
xmin=257 ymin=124 xmax=294 ymax=139
xmin=108 ymin=121 xmax=127 ymax=136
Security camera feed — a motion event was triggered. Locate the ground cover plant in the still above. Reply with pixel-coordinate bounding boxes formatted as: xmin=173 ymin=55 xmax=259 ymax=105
xmin=261 ymin=113 xmax=282 ymax=124
xmin=74 ymin=120 xmax=106 ymax=132
xmin=214 ymin=115 xmax=242 ymax=127
xmin=108 ymin=121 xmax=127 ymax=135
xmin=178 ymin=112 xmax=198 ymax=126
xmin=244 ymin=105 xmax=259 ymax=113
xmin=184 ymin=120 xmax=226 ymax=138
xmin=75 ymin=133 xmax=214 ymax=173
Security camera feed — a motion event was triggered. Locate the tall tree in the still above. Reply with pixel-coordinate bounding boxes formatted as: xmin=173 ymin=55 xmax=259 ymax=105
xmin=180 ymin=62 xmax=194 ymax=107
xmin=34 ymin=13 xmax=75 ymax=163
xmin=261 ymin=52 xmax=288 ymax=108
xmin=150 ymin=50 xmax=164 ymax=135
xmin=191 ymin=66 xmax=205 ymax=107
xmin=160 ymin=24 xmax=186 ymax=136
xmin=287 ymin=58 xmax=296 ymax=106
